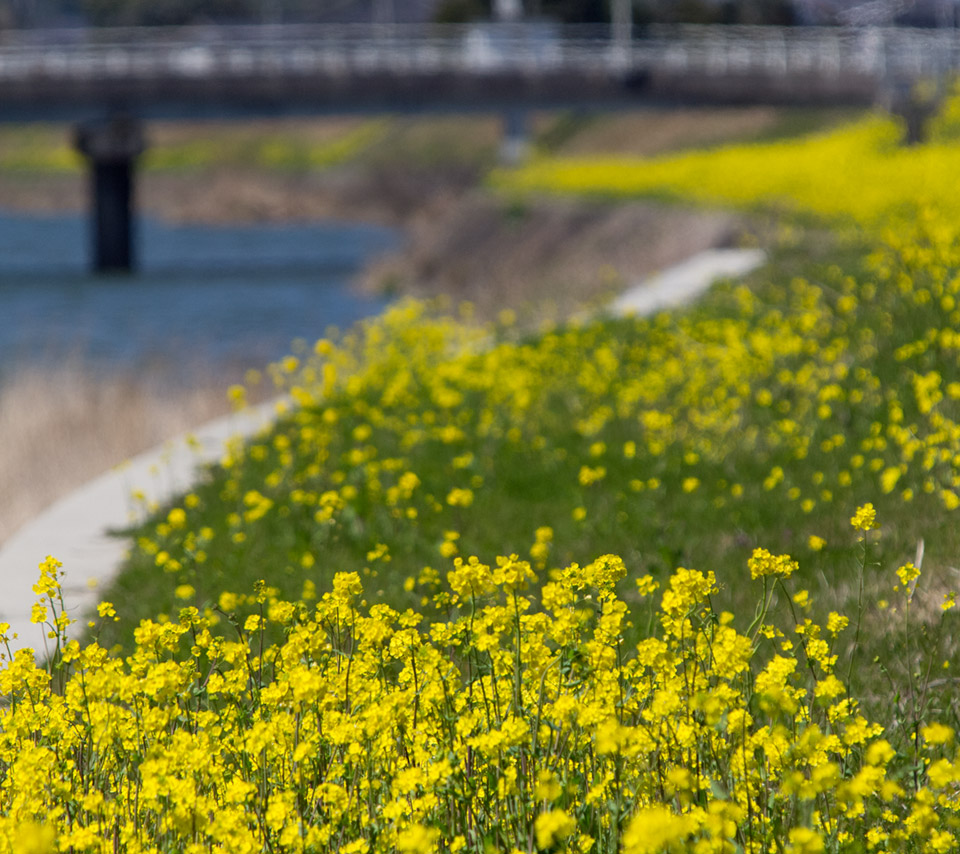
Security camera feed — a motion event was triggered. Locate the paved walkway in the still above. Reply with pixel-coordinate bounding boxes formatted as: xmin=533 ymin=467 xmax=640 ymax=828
xmin=0 ymin=247 xmax=764 ymax=658
xmin=0 ymin=401 xmax=281 ymax=657
xmin=611 ymin=247 xmax=765 ymax=316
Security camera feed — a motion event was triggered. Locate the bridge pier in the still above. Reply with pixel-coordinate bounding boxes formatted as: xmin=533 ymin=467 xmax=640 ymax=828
xmin=73 ymin=116 xmax=145 ymax=274
xmin=881 ymin=79 xmax=942 ymax=146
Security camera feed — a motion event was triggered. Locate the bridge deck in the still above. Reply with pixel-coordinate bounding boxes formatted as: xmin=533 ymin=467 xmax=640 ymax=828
xmin=0 ymin=23 xmax=954 ymax=120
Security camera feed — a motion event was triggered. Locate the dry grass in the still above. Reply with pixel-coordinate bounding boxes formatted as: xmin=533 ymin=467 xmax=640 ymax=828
xmin=146 ymin=116 xmax=367 ymax=148
xmin=0 ymin=365 xmax=233 ymax=548
xmin=360 ymin=193 xmax=750 ymax=321
xmin=541 ymin=106 xmax=782 ymax=157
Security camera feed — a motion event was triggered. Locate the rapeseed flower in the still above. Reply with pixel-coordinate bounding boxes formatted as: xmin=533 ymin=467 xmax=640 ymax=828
xmin=22 ymin=91 xmax=960 ymax=853
xmin=850 ymin=502 xmax=878 ymax=532
xmin=748 ymin=547 xmax=798 ymax=580
xmin=4 ymin=535 xmax=956 ymax=853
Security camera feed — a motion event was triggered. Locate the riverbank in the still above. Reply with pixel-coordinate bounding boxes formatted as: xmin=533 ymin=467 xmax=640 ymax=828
xmin=0 ymin=247 xmax=768 ymax=655
xmin=357 ymin=191 xmax=749 ymax=319
xmin=0 ymin=365 xmax=232 ymax=548
xmin=0 ymin=193 xmax=746 ymax=553
xmin=0 ymin=106 xmax=858 ymax=316
xmin=0 ymin=106 xmax=856 ymax=549
xmin=0 ymin=167 xmax=751 ymax=319
xmin=0 ymin=163 xmax=475 ymax=227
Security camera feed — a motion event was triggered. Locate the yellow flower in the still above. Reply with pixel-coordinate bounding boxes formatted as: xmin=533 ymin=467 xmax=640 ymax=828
xmin=96 ymin=601 xmax=117 ymax=619
xmin=578 ymin=465 xmax=607 ymax=486
xmin=396 ymin=824 xmax=439 ymax=854
xmin=623 ymin=806 xmax=696 ymax=854
xmin=748 ymin=548 xmax=799 ymax=580
xmin=880 ymin=466 xmax=901 ymax=493
xmin=636 ymin=575 xmax=660 ymax=597
xmin=446 ymin=487 xmax=475 ymax=507
xmin=826 ymin=612 xmax=849 ymax=635
xmin=535 ymin=809 xmax=576 ymax=849
xmin=897 ymin=562 xmax=921 ymax=587
xmin=850 ymin=503 xmax=877 ymax=532
xmin=921 ymin=722 xmax=955 ymax=746
xmin=786 ymin=827 xmax=824 ymax=854
xmin=167 ymin=507 xmax=187 ymax=528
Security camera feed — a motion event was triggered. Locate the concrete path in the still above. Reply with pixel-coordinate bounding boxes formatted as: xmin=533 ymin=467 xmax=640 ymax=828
xmin=0 ymin=401 xmax=281 ymax=657
xmin=0 ymin=246 xmax=765 ymax=658
xmin=611 ymin=247 xmax=765 ymax=317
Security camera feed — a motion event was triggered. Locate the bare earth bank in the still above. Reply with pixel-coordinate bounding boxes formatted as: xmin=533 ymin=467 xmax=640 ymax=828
xmin=357 ymin=191 xmax=748 ymax=320
xmin=0 ymin=165 xmax=477 ymax=226
xmin=0 ymin=368 xmax=234 ymax=548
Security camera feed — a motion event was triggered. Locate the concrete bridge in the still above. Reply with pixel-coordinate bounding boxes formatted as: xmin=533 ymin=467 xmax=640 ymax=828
xmin=3 ymin=22 xmax=954 ymax=117
xmin=1 ymin=22 xmax=955 ymax=270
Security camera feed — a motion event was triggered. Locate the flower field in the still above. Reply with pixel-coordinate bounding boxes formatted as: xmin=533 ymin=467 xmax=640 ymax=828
xmin=7 ymin=104 xmax=960 ymax=851
xmin=495 ymin=107 xmax=960 ymax=230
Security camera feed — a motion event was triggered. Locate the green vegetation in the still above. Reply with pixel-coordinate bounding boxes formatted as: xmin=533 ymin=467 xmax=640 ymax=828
xmin=142 ymin=120 xmax=389 ymax=172
xmin=98 ymin=222 xmax=960 ymax=703
xmin=0 ymin=124 xmax=82 ymax=172
xmin=0 ymin=107 xmax=866 ymax=177
xmin=0 ymin=119 xmax=387 ymax=174
xmin=10 ymin=100 xmax=960 ymax=852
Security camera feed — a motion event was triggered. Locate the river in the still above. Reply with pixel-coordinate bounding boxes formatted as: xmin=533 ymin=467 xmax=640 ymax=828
xmin=0 ymin=210 xmax=400 ymax=386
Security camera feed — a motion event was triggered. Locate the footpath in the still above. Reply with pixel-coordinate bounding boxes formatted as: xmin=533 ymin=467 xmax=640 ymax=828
xmin=0 ymin=402 xmax=281 ymax=657
xmin=0 ymin=247 xmax=764 ymax=657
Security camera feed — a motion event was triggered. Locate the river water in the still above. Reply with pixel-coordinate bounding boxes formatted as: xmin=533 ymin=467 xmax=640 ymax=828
xmin=0 ymin=210 xmax=399 ymax=386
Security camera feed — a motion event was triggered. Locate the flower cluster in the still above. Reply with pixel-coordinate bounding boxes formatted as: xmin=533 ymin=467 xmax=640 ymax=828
xmin=15 ymin=92 xmax=960 ymax=853
xmin=2 ymin=545 xmax=959 ymax=853
xmin=496 ymin=107 xmax=960 ymax=232
xmin=747 ymin=548 xmax=798 ymax=580
xmin=120 ymin=226 xmax=960 ymax=658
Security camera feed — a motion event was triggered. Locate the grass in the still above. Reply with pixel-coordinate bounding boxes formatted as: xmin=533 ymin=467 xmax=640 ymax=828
xmin=143 ymin=119 xmax=389 ymax=172
xmin=7 ymin=106 xmax=958 ymax=718
xmin=0 ymin=119 xmax=387 ymax=174
xmin=8 ymin=102 xmax=960 ymax=851
xmin=0 ymin=107 xmax=867 ymax=176
xmin=29 ymin=208 xmax=958 ymax=851
xmin=89 ymin=219 xmax=960 ymax=723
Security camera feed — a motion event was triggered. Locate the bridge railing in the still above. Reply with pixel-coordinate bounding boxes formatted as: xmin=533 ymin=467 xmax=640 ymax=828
xmin=0 ymin=23 xmax=617 ymax=79
xmin=1 ymin=23 xmax=960 ymax=82
xmin=642 ymin=24 xmax=960 ymax=78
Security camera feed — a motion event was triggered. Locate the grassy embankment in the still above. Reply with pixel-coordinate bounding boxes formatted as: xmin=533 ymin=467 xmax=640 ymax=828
xmin=93 ymin=106 xmax=960 ymax=659
xmin=0 ymin=106 xmax=855 ymax=550
xmin=13 ymin=105 xmax=960 ymax=852
xmin=0 ymin=107 xmax=855 ymax=176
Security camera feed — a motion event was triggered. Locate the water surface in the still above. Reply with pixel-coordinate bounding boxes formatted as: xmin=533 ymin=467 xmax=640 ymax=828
xmin=0 ymin=211 xmax=399 ymax=384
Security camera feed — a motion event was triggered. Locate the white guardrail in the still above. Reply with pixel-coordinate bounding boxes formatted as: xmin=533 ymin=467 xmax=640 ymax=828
xmin=0 ymin=23 xmax=957 ymax=82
